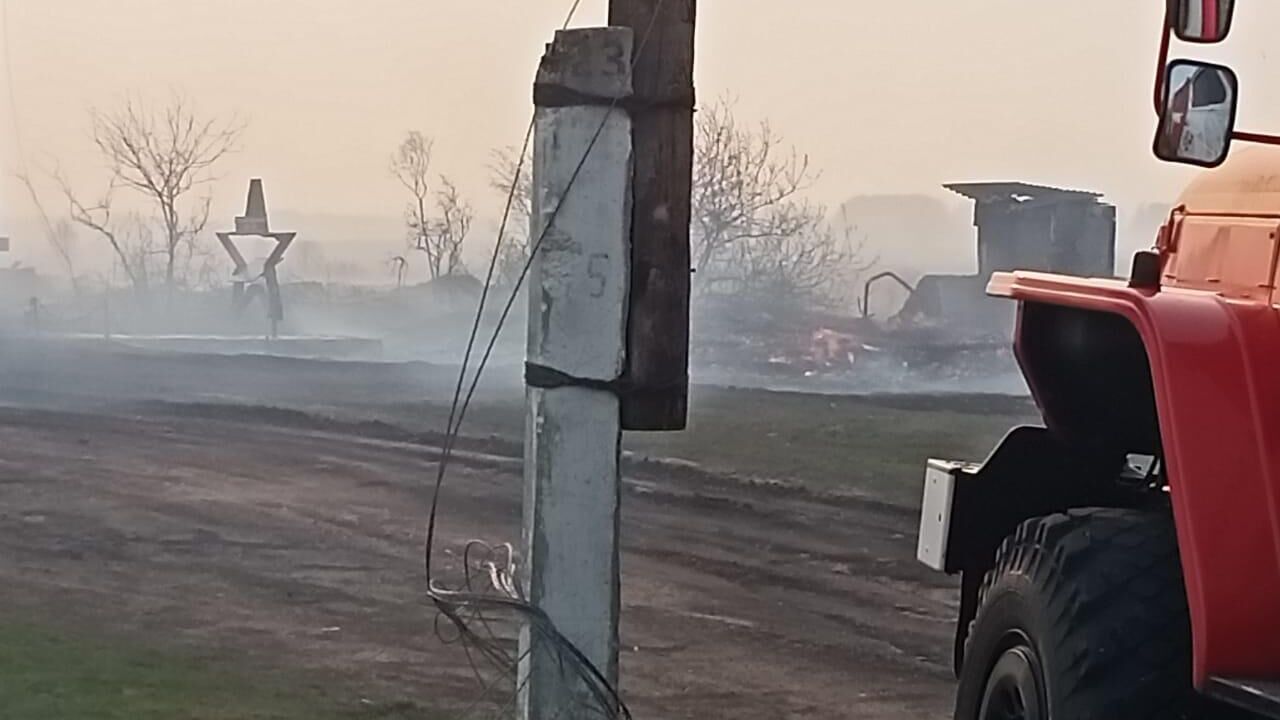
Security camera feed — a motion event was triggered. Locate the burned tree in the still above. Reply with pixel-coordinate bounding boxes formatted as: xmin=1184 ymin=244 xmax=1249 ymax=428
xmin=391 ymin=132 xmax=471 ymax=279
xmin=391 ymin=131 xmax=434 ymax=263
xmin=390 ymin=132 xmax=435 ymax=277
xmin=692 ymin=98 xmax=871 ymax=306
xmin=488 ymin=145 xmax=533 ymax=288
xmin=423 ymin=177 xmax=473 ymax=278
xmin=89 ymin=96 xmax=241 ymax=292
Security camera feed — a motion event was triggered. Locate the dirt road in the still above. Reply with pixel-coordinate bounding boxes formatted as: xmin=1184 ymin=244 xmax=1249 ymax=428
xmin=0 ymin=401 xmax=956 ymax=719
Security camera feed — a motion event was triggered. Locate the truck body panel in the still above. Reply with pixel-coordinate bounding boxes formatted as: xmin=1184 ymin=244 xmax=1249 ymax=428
xmin=988 ymin=268 xmax=1280 ymax=684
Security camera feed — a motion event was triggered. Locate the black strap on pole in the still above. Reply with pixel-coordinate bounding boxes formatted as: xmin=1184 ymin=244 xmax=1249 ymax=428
xmin=525 ymin=362 xmax=688 ymax=399
xmin=533 ymin=83 xmax=695 ymax=115
xmin=525 ymin=362 xmax=629 ymax=395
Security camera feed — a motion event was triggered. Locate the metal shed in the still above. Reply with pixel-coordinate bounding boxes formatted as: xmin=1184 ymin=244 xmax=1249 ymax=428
xmin=944 ymin=181 xmax=1117 ymax=280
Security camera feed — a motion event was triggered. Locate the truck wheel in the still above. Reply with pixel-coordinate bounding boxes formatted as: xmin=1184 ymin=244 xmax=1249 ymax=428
xmin=954 ymin=508 xmax=1194 ymax=720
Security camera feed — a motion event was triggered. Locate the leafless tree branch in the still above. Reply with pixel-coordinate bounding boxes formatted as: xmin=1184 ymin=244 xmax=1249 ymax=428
xmin=691 ymin=97 xmax=876 ymax=307
xmin=692 ymin=96 xmax=820 ymax=277
xmin=392 ymin=131 xmax=435 ymax=274
xmin=736 ymin=213 xmax=877 ymax=309
xmin=417 ymin=175 xmax=473 ymax=279
xmin=89 ymin=94 xmax=242 ymax=292
xmin=15 ymin=171 xmax=79 ymax=294
xmin=488 ymin=146 xmax=533 ymax=289
xmin=50 ymin=168 xmax=147 ymax=293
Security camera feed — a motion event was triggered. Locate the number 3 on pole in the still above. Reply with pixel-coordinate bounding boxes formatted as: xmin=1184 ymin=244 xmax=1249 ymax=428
xmin=570 ymin=36 xmax=626 ymax=78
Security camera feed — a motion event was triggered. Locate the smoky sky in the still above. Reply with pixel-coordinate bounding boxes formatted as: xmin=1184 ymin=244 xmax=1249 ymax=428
xmin=2 ymin=1 xmax=1276 ymax=275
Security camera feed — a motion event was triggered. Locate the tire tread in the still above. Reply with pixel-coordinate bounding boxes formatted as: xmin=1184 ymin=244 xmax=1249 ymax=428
xmin=961 ymin=508 xmax=1193 ymax=720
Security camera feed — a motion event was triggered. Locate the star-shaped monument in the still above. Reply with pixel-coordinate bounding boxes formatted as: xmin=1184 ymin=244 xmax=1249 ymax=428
xmin=216 ymin=179 xmax=295 ymax=338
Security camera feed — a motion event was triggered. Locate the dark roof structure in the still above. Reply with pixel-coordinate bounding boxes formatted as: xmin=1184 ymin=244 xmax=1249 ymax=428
xmin=943 ymin=182 xmax=1103 ymax=204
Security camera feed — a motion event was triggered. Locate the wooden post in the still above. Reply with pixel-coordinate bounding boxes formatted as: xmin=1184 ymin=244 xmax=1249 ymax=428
xmin=519 ymin=27 xmax=633 ymax=720
xmin=609 ymin=0 xmax=696 ymax=431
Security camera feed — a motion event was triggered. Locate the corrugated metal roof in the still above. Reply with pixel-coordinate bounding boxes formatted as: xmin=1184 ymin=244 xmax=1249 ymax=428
xmin=943 ymin=181 xmax=1103 ymax=202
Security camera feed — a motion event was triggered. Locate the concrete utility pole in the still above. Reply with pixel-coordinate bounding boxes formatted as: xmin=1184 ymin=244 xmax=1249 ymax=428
xmin=610 ymin=0 xmax=696 ymax=431
xmin=519 ymin=3 xmax=695 ymax=715
xmin=519 ymin=27 xmax=634 ymax=720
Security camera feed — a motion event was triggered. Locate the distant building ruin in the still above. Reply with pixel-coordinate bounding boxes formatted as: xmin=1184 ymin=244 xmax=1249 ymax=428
xmin=895 ymin=182 xmax=1116 ymax=338
xmin=946 ymin=182 xmax=1116 ymax=278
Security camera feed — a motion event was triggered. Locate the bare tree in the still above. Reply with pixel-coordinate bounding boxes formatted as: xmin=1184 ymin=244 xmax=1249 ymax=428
xmin=488 ymin=146 xmax=533 ymax=289
xmin=736 ymin=213 xmax=875 ymax=309
xmin=690 ymin=99 xmax=875 ymax=307
xmin=391 ymin=131 xmax=434 ymax=266
xmin=15 ymin=172 xmax=79 ymax=293
xmin=175 ymin=212 xmax=222 ymax=290
xmin=90 ymin=96 xmax=240 ymax=292
xmin=416 ymin=176 xmax=473 ymax=278
xmin=692 ymin=97 xmax=817 ymax=278
xmin=120 ymin=214 xmax=161 ymax=291
xmin=50 ymin=171 xmax=146 ymax=293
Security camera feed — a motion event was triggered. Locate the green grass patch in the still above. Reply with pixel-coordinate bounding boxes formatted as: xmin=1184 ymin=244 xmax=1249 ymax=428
xmin=0 ymin=618 xmax=433 ymax=720
xmin=628 ymin=387 xmax=1039 ymax=504
xmin=299 ymin=385 xmax=1039 ymax=507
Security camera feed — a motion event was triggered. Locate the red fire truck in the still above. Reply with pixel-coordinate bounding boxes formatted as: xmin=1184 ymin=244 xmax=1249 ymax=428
xmin=917 ymin=2 xmax=1280 ymax=717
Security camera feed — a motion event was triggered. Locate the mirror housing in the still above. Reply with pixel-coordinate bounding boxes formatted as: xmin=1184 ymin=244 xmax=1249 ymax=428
xmin=1129 ymin=250 xmax=1162 ymax=289
xmin=1172 ymin=0 xmax=1235 ymax=43
xmin=1154 ymin=59 xmax=1238 ymax=168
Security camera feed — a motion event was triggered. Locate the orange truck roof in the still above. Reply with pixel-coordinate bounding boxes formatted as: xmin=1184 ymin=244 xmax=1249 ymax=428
xmin=1177 ymin=146 xmax=1280 ymax=215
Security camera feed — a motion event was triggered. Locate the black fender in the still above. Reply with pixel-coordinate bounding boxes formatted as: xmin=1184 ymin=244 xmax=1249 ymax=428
xmin=942 ymin=424 xmax=1139 ymax=674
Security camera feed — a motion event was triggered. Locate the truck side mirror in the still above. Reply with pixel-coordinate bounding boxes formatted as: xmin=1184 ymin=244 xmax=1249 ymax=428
xmin=1154 ymin=60 xmax=1238 ymax=168
xmin=1172 ymin=0 xmax=1235 ymax=43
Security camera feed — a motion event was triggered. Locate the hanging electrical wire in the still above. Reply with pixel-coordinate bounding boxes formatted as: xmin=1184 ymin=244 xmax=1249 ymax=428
xmin=1 ymin=0 xmax=28 ymax=169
